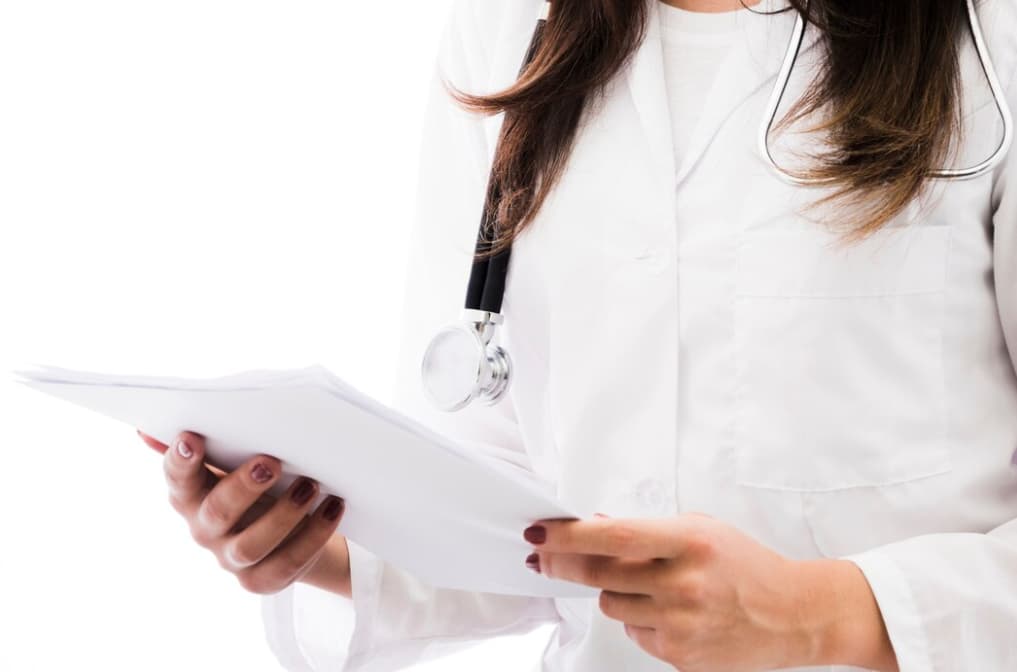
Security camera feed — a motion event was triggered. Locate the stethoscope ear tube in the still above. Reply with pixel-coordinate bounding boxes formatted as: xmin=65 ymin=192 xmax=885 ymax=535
xmin=422 ymin=2 xmax=551 ymax=412
xmin=760 ymin=0 xmax=1013 ymax=185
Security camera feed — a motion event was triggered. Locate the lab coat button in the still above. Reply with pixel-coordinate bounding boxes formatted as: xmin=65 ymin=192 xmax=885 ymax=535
xmin=634 ymin=247 xmax=670 ymax=274
xmin=633 ymin=478 xmax=667 ymax=509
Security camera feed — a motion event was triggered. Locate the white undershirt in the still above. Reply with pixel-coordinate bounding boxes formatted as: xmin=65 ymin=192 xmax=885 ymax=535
xmin=656 ymin=1 xmax=745 ymax=169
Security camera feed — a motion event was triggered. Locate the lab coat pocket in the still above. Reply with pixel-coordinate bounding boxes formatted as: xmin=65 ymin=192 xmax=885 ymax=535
xmin=731 ymin=222 xmax=954 ymax=492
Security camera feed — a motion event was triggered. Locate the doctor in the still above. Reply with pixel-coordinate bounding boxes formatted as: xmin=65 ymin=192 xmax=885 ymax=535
xmin=140 ymin=0 xmax=1017 ymax=669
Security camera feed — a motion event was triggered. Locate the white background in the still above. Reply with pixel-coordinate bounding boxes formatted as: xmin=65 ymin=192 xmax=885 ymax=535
xmin=0 ymin=1 xmax=551 ymax=669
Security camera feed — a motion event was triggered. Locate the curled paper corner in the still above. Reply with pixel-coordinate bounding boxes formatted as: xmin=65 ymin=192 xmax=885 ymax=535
xmin=9 ymin=361 xmax=53 ymax=383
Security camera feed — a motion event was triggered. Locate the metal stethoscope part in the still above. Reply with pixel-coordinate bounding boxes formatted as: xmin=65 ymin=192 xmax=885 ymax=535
xmin=422 ymin=0 xmax=1015 ymax=412
xmin=759 ymin=0 xmax=1014 ymax=185
xmin=421 ymin=309 xmax=512 ymax=412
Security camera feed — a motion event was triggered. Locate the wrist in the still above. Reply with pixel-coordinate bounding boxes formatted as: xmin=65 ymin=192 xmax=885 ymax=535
xmin=298 ymin=534 xmax=353 ymax=599
xmin=790 ymin=558 xmax=898 ymax=671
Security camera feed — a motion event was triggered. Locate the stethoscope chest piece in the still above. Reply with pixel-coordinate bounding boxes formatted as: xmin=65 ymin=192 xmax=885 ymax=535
xmin=421 ymin=310 xmax=512 ymax=412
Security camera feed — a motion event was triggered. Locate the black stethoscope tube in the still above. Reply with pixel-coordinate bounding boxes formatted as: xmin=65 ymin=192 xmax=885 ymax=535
xmin=464 ymin=14 xmax=549 ymax=316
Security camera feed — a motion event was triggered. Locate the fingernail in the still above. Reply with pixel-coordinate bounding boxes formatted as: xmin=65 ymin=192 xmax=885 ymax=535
xmin=525 ymin=552 xmax=541 ymax=574
xmin=176 ymin=438 xmax=193 ymax=459
xmin=323 ymin=496 xmax=345 ymax=521
xmin=524 ymin=525 xmax=546 ymax=545
xmin=251 ymin=462 xmax=274 ymax=484
xmin=290 ymin=478 xmax=315 ymax=506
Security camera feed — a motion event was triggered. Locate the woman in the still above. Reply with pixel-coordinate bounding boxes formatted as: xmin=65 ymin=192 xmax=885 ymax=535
xmin=139 ymin=0 xmax=1017 ymax=669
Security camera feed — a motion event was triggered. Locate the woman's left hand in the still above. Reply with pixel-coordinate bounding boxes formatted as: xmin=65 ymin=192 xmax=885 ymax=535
xmin=522 ymin=513 xmax=898 ymax=672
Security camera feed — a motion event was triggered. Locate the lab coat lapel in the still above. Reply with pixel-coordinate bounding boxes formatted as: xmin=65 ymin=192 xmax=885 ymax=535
xmin=623 ymin=2 xmax=677 ymax=191
xmin=623 ymin=0 xmax=823 ymax=187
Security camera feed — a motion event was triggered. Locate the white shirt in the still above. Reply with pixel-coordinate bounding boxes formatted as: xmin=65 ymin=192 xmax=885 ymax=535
xmin=657 ymin=1 xmax=743 ymax=169
xmin=261 ymin=0 xmax=1017 ymax=670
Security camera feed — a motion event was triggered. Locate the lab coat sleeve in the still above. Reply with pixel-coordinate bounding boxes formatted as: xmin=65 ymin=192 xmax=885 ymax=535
xmin=261 ymin=1 xmax=560 ymax=670
xmin=843 ymin=55 xmax=1017 ymax=671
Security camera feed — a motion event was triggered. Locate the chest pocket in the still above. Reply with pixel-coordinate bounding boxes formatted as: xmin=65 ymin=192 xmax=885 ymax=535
xmin=731 ymin=191 xmax=954 ymax=492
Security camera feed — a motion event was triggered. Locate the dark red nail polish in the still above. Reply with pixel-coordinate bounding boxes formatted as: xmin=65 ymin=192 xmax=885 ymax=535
xmin=525 ymin=552 xmax=541 ymax=574
xmin=251 ymin=462 xmax=274 ymax=484
xmin=524 ymin=525 xmax=546 ymax=545
xmin=290 ymin=478 xmax=315 ymax=505
xmin=323 ymin=496 xmax=345 ymax=521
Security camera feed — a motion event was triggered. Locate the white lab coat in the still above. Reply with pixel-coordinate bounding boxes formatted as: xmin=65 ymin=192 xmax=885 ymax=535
xmin=262 ymin=0 xmax=1017 ymax=669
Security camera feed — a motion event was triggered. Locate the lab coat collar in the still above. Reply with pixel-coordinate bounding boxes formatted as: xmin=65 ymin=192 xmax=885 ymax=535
xmin=624 ymin=0 xmax=823 ymax=187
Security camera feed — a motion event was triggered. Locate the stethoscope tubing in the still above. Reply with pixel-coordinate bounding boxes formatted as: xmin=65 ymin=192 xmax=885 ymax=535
xmin=464 ymin=6 xmax=550 ymax=317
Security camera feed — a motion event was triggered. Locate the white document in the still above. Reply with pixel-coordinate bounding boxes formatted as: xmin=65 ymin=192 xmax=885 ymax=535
xmin=14 ymin=363 xmax=594 ymax=598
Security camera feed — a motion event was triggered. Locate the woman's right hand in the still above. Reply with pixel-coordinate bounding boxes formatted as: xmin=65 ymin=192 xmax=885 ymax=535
xmin=138 ymin=430 xmax=350 ymax=596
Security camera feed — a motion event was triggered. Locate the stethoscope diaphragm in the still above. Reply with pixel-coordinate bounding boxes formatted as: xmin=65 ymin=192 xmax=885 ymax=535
xmin=421 ymin=312 xmax=511 ymax=412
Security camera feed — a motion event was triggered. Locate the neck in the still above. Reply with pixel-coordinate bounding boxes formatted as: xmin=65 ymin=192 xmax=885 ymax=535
xmin=661 ymin=0 xmax=760 ymax=11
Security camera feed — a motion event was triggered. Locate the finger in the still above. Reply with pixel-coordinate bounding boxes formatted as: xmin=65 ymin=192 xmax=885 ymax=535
xmin=231 ymin=492 xmax=280 ymax=533
xmin=624 ymin=623 xmax=665 ymax=660
xmin=599 ymin=590 xmax=658 ymax=628
xmin=138 ymin=429 xmax=168 ymax=454
xmin=163 ymin=431 xmax=213 ymax=514
xmin=196 ymin=454 xmax=281 ymax=539
xmin=536 ymin=552 xmax=664 ymax=593
xmin=222 ymin=477 xmax=320 ymax=570
xmin=238 ymin=495 xmax=345 ymax=593
xmin=526 ymin=517 xmax=681 ymax=559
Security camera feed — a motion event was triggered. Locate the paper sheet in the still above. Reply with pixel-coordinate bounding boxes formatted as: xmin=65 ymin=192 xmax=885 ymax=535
xmin=13 ymin=364 xmax=594 ymax=598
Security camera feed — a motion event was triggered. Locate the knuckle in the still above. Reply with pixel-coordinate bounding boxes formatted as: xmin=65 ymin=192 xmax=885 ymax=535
xmin=188 ymin=521 xmax=214 ymax=549
xmin=200 ymin=497 xmax=231 ymax=529
xmin=597 ymin=590 xmax=617 ymax=617
xmin=214 ymin=550 xmax=232 ymax=572
xmin=226 ymin=541 xmax=259 ymax=569
xmin=674 ymin=571 xmax=706 ymax=604
xmin=684 ymin=530 xmax=716 ymax=560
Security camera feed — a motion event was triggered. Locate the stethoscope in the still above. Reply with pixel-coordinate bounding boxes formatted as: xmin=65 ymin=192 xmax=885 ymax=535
xmin=421 ymin=0 xmax=1015 ymax=413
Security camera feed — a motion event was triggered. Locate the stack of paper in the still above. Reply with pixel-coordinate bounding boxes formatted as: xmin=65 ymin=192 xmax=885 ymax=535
xmin=13 ymin=363 xmax=593 ymax=598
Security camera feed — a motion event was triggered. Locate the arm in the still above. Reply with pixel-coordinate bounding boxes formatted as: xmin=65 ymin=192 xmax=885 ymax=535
xmin=839 ymin=47 xmax=1017 ymax=672
xmin=299 ymin=534 xmax=352 ymax=599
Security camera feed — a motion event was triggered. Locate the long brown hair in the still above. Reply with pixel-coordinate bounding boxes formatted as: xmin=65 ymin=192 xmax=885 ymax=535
xmin=450 ymin=0 xmax=967 ymax=259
